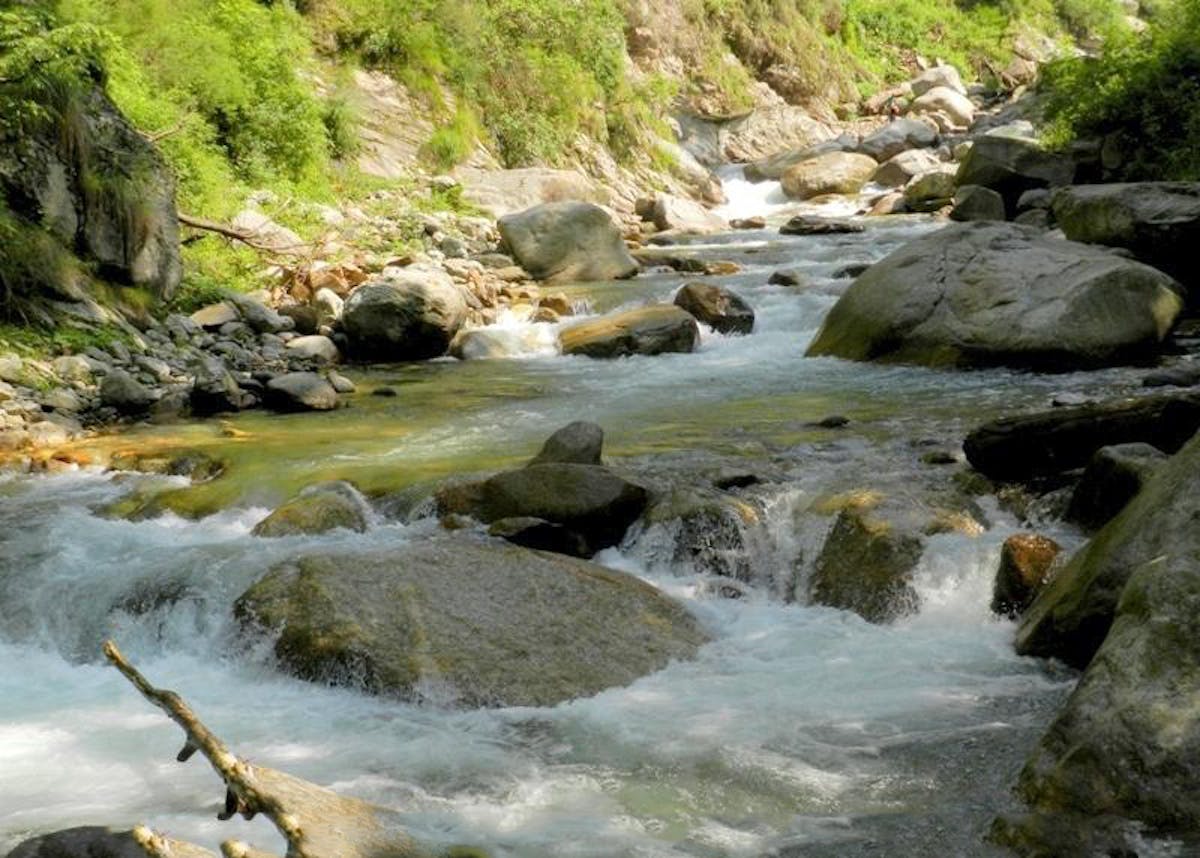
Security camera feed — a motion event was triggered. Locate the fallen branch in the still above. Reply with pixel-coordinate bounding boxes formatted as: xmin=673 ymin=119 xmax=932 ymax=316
xmin=103 ymin=640 xmax=436 ymax=858
xmin=143 ymin=115 xmax=191 ymax=143
xmin=176 ymin=213 xmax=289 ymax=255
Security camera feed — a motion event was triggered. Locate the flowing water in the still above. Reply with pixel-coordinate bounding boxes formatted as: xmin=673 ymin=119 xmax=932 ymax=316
xmin=0 ymin=191 xmax=1157 ymax=856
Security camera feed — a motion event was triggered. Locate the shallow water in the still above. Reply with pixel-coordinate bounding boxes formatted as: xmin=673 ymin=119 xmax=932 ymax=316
xmin=0 ymin=213 xmax=1151 ymax=856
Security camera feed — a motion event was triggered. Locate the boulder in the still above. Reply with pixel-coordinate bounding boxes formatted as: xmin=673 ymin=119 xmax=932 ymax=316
xmin=1007 ymin=432 xmax=1200 ymax=845
xmin=743 ymin=134 xmax=859 ymax=182
xmin=902 ymin=168 xmax=958 ymax=212
xmin=991 ymin=533 xmax=1064 ymax=618
xmin=871 ymin=149 xmax=944 ymax=188
xmin=285 ymin=334 xmax=341 ymax=363
xmin=1016 ymin=430 xmax=1200 ymax=669
xmin=673 ymin=282 xmax=755 ymax=335
xmin=263 ymin=372 xmax=339 ymax=412
xmin=964 ymin=393 xmax=1200 ymax=482
xmin=252 ymin=482 xmax=370 ymax=537
xmin=6 ymin=826 xmax=145 ymax=858
xmin=768 ymin=268 xmax=808 ymax=288
xmin=1065 ymin=442 xmax=1168 ymax=531
xmin=99 ymin=368 xmax=156 ymax=415
xmin=950 ymin=185 xmax=1007 ymax=222
xmin=808 ymin=505 xmax=925 ymax=623
xmin=911 ymin=65 xmax=968 ymax=97
xmin=341 ymin=267 xmax=468 ymax=360
xmin=956 ymin=136 xmax=1075 ymax=215
xmin=909 ymin=86 xmax=975 ymax=127
xmin=437 ymin=462 xmax=647 ymax=556
xmin=0 ymin=88 xmax=181 ymax=302
xmin=780 ymin=152 xmax=878 ymax=200
xmin=559 ymin=305 xmax=700 ymax=358
xmin=228 ymin=293 xmax=292 ymax=334
xmin=639 ymin=488 xmax=763 ymax=583
xmin=190 ymin=302 xmax=239 ymax=330
xmin=528 ymin=420 xmax=604 ymax=466
xmin=648 ymin=193 xmax=727 ymax=234
xmin=498 ymin=202 xmax=637 ymax=282
xmin=1050 ymin=183 xmax=1200 ymax=294
xmin=858 ymin=119 xmax=939 ymax=163
xmin=805 ymin=222 xmax=1184 ymax=370
xmin=233 ymin=534 xmax=707 ymax=707
xmin=189 ymin=366 xmax=244 ymax=416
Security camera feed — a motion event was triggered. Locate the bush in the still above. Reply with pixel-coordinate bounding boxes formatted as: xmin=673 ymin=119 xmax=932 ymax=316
xmin=1042 ymin=0 xmax=1200 ymax=180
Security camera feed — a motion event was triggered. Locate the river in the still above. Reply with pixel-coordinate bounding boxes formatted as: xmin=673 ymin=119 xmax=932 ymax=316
xmin=0 ymin=181 xmax=1156 ymax=856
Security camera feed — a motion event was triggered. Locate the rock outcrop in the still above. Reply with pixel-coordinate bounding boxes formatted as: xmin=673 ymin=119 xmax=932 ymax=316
xmin=234 ymin=534 xmax=707 ymax=707
xmin=805 ymin=222 xmax=1183 ymax=370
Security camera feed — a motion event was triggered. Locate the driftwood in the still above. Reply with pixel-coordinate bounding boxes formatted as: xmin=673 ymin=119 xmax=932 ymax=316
xmin=176 ymin=213 xmax=304 ymax=256
xmin=103 ymin=640 xmax=438 ymax=858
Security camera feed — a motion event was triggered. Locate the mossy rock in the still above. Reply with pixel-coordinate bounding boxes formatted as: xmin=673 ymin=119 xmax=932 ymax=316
xmin=233 ymin=534 xmax=708 ymax=707
xmin=252 ymin=481 xmax=370 ymax=538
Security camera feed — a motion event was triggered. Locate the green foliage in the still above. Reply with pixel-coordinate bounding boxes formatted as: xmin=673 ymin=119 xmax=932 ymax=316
xmin=1042 ymin=0 xmax=1200 ymax=180
xmin=0 ymin=319 xmax=131 ymax=358
xmin=0 ymin=199 xmax=80 ymax=320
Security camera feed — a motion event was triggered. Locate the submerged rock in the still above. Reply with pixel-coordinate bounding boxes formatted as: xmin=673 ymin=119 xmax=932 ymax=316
xmin=233 ymin=534 xmax=708 ymax=707
xmin=559 ymin=305 xmax=699 ymax=358
xmin=253 ymin=481 xmax=370 ymax=537
xmin=1006 ymin=431 xmax=1200 ymax=846
xmin=806 ymin=222 xmax=1184 ymax=370
xmin=498 ymin=201 xmax=637 ymax=282
xmin=528 ymin=420 xmax=604 ymax=466
xmin=673 ymin=282 xmax=754 ymax=335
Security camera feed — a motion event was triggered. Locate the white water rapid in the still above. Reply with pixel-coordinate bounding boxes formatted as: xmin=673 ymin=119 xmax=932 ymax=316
xmin=0 ymin=212 xmax=1155 ymax=857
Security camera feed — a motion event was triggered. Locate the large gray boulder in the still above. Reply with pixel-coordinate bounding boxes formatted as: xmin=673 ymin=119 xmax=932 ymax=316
xmin=1051 ymin=183 xmax=1200 ymax=294
xmin=806 ymin=222 xmax=1184 ymax=370
xmin=341 ymin=267 xmax=468 ymax=360
xmin=0 ymin=88 xmax=181 ymax=303
xmin=559 ymin=305 xmax=700 ymax=358
xmin=498 ymin=202 xmax=637 ymax=282
xmin=909 ymin=86 xmax=975 ymax=127
xmin=858 ymin=119 xmax=939 ymax=163
xmin=956 ymin=136 xmax=1075 ymax=215
xmin=781 ymin=151 xmax=878 ymax=200
xmin=1002 ymin=432 xmax=1200 ymax=849
xmin=233 ymin=534 xmax=707 ymax=707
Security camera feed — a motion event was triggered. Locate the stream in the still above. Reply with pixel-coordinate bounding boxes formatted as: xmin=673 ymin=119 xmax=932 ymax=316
xmin=0 ymin=182 xmax=1159 ymax=856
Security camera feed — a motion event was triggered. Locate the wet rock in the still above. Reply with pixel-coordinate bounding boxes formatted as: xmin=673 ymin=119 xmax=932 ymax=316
xmin=498 ymin=202 xmax=637 ymax=282
xmin=964 ymin=393 xmax=1200 ymax=482
xmin=99 ymin=368 xmax=156 ymax=415
xmin=806 ymin=222 xmax=1184 ymax=371
xmin=1009 ymin=431 xmax=1200 ymax=843
xmin=1065 ymin=442 xmax=1168 ymax=531
xmin=341 ymin=267 xmax=468 ymax=361
xmin=263 ymin=372 xmax=339 ymax=412
xmin=991 ymin=533 xmax=1064 ymax=618
xmin=327 ymin=370 xmax=356 ymax=394
xmin=730 ymin=216 xmax=767 ymax=230
xmin=1143 ymin=363 xmax=1200 ymax=388
xmin=487 ymin=516 xmax=590 ymax=557
xmin=950 ymin=185 xmax=1006 ymax=222
xmin=6 ymin=826 xmax=145 ymax=858
xmin=833 ymin=263 xmax=871 ymax=280
xmin=867 ymin=191 xmax=906 ymax=216
xmin=233 ymin=533 xmax=706 ymax=707
xmin=1051 ymin=182 xmax=1200 ymax=295
xmin=559 ymin=305 xmax=699 ymax=359
xmin=673 ymin=282 xmax=754 ymax=335
xmin=779 ymin=215 xmax=864 ymax=236
xmin=809 ymin=504 xmax=925 ymax=623
xmin=780 ymin=152 xmax=878 ymax=200
xmin=858 ymin=119 xmax=939 ymax=162
xmin=449 ymin=327 xmax=549 ymax=360
xmin=809 ymin=414 xmax=850 ymax=429
xmin=253 ymin=481 xmax=370 ymax=537
xmin=768 ymin=268 xmax=808 ymax=288
xmin=956 ymin=136 xmax=1075 ymax=216
xmin=529 ymin=420 xmax=604 ymax=466
xmin=639 ymin=488 xmax=762 ymax=581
